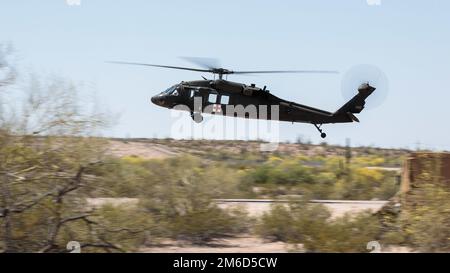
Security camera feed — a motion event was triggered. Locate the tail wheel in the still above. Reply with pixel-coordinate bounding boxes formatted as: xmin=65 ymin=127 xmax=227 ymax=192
xmin=313 ymin=123 xmax=327 ymax=138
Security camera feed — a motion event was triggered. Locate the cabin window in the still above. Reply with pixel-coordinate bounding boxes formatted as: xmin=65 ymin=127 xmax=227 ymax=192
xmin=208 ymin=93 xmax=217 ymax=103
xmin=190 ymin=90 xmax=195 ymax=98
xmin=220 ymin=95 xmax=229 ymax=104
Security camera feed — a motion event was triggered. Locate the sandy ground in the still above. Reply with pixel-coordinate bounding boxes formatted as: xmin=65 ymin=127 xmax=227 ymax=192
xmin=216 ymin=200 xmax=389 ymax=219
xmin=105 ymin=138 xmax=409 ymax=161
xmin=141 ymin=236 xmax=298 ymax=253
xmin=86 ymin=197 xmax=139 ymax=209
xmin=141 ymin=236 xmax=412 ymax=253
xmin=107 ymin=140 xmax=177 ymax=159
xmin=86 ymin=198 xmax=388 ymax=219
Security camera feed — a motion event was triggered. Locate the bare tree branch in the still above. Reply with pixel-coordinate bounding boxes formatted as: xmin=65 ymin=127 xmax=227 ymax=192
xmin=9 ymin=191 xmax=53 ymax=213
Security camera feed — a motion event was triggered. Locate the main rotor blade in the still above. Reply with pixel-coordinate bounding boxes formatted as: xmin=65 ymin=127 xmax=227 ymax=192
xmin=108 ymin=61 xmax=339 ymax=76
xmin=107 ymin=61 xmax=212 ymax=73
xmin=179 ymin=56 xmax=221 ymax=70
xmin=232 ymin=70 xmax=339 ymax=75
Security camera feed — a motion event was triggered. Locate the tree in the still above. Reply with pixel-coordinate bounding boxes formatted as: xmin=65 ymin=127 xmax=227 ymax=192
xmin=0 ymin=44 xmax=143 ymax=252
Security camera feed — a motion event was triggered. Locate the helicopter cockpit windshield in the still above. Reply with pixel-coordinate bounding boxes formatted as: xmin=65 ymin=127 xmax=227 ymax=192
xmin=161 ymin=84 xmax=179 ymax=96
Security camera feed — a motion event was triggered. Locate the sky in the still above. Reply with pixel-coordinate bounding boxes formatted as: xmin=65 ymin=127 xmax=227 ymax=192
xmin=1 ymin=0 xmax=449 ymax=150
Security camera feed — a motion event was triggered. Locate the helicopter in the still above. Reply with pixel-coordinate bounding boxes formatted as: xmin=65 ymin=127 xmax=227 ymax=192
xmin=109 ymin=58 xmax=376 ymax=138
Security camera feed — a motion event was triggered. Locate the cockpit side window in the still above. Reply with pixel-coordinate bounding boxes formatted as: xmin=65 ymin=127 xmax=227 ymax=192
xmin=208 ymin=93 xmax=217 ymax=103
xmin=220 ymin=95 xmax=229 ymax=104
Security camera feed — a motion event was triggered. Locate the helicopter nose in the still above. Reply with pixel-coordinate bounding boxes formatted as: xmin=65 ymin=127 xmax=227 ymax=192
xmin=151 ymin=96 xmax=162 ymax=106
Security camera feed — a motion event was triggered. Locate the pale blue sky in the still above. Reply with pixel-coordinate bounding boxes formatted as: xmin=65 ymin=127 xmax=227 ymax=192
xmin=1 ymin=0 xmax=449 ymax=150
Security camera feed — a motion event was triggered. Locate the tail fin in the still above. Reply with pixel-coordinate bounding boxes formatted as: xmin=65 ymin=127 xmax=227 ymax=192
xmin=334 ymin=83 xmax=375 ymax=121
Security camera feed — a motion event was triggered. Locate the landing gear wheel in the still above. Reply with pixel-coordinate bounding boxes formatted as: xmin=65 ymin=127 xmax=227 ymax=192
xmin=191 ymin=112 xmax=203 ymax=123
xmin=313 ymin=123 xmax=327 ymax=138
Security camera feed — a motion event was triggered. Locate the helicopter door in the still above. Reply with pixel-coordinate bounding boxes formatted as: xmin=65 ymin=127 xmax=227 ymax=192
xmin=189 ymin=89 xmax=203 ymax=112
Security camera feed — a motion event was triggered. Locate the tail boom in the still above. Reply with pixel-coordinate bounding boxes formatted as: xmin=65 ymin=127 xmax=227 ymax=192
xmin=333 ymin=83 xmax=375 ymax=122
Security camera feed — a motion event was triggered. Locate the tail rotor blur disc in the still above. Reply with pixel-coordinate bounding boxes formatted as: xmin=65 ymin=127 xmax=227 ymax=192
xmin=341 ymin=64 xmax=389 ymax=109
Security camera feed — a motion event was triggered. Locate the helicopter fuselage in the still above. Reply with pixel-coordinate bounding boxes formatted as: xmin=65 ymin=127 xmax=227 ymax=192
xmin=150 ymin=79 xmax=373 ymax=128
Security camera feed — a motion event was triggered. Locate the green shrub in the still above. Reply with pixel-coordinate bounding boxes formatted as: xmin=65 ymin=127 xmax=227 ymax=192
xmin=256 ymin=202 xmax=331 ymax=243
xmin=255 ymin=204 xmax=297 ymax=241
xmin=303 ymin=212 xmax=380 ymax=253
xmin=169 ymin=205 xmax=250 ymax=244
xmin=256 ymin=202 xmax=381 ymax=253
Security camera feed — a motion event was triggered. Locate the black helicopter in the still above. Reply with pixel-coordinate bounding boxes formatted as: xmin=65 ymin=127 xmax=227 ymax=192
xmin=110 ymin=59 xmax=375 ymax=138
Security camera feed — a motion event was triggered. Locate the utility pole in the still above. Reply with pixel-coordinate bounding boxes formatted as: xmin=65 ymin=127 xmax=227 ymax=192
xmin=345 ymin=138 xmax=352 ymax=166
xmin=344 ymin=138 xmax=353 ymax=185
